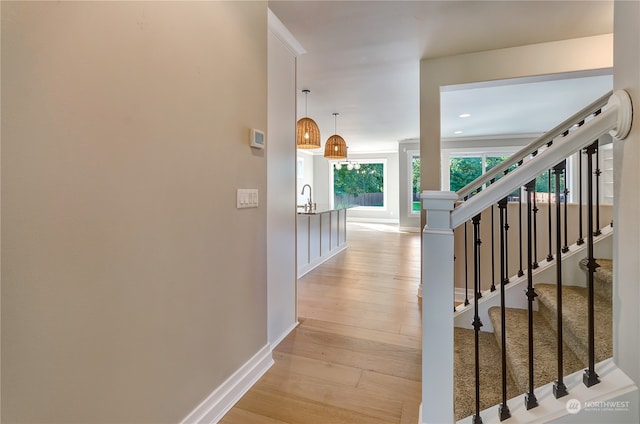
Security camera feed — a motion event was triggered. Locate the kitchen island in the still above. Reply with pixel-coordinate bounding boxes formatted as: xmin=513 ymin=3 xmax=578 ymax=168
xmin=297 ymin=206 xmax=348 ymax=278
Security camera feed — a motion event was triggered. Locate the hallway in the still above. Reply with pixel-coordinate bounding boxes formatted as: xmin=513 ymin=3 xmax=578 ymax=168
xmin=220 ymin=222 xmax=422 ymax=423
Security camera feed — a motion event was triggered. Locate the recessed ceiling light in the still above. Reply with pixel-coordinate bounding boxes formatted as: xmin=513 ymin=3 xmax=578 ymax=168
xmin=454 ymin=130 xmax=463 ymax=135
xmin=459 ymin=113 xmax=471 ymax=118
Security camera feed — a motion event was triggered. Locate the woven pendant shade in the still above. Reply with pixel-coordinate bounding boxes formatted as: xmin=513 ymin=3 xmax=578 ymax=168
xmin=324 ymin=134 xmax=347 ymax=159
xmin=296 ymin=117 xmax=321 ymax=149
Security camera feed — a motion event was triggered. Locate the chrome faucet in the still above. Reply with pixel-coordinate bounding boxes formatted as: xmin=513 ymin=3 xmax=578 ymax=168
xmin=301 ymin=184 xmax=314 ymax=211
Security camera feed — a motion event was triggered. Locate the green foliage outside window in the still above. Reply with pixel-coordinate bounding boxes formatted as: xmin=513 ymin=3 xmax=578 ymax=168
xmin=530 ymin=169 xmax=566 ymax=195
xmin=449 ymin=154 xmax=565 ymax=198
xmin=334 ymin=163 xmax=384 ymax=208
xmin=412 ymin=156 xmax=421 ymax=212
xmin=449 ymin=157 xmax=483 ymax=192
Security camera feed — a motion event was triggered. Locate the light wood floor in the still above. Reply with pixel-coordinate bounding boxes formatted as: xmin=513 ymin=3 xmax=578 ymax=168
xmin=220 ymin=222 xmax=422 ymax=424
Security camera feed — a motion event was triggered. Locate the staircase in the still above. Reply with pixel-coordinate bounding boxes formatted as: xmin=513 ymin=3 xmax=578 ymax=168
xmin=454 ymin=259 xmax=613 ymax=420
xmin=420 ymin=90 xmax=636 ymax=424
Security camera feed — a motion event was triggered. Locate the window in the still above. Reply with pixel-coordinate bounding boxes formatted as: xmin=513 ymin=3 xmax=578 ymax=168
xmin=331 ymin=160 xmax=386 ymax=209
xmin=443 ymin=152 xmax=513 ymax=192
xmin=443 ymin=148 xmax=575 ymax=203
xmin=408 ymin=151 xmax=421 ymax=214
xmin=449 ymin=156 xmax=482 ymax=192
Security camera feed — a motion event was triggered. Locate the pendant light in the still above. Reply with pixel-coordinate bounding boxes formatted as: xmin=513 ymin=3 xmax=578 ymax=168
xmin=324 ymin=112 xmax=347 ymax=159
xmin=296 ymin=89 xmax=321 ymax=149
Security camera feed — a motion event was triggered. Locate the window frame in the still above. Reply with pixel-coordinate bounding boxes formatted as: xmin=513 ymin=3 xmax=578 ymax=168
xmin=407 ymin=150 xmax=421 ymax=216
xmin=442 ymin=147 xmax=518 ymax=192
xmin=329 ymin=158 xmax=388 ymax=211
xmin=442 ymin=146 xmax=578 ymax=203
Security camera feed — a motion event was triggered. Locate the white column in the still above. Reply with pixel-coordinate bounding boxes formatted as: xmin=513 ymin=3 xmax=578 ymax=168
xmin=421 ymin=190 xmax=457 ymax=424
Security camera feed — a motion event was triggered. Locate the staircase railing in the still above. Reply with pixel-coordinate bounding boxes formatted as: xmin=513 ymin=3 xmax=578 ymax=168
xmin=456 ymin=91 xmax=614 ymax=202
xmin=420 ymin=90 xmax=633 ymax=423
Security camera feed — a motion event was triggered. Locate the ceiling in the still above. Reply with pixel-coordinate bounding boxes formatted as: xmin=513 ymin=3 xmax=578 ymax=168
xmin=268 ymin=0 xmax=614 ymax=153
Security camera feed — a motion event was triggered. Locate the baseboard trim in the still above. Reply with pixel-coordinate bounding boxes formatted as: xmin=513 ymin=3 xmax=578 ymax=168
xmin=454 ymin=287 xmax=468 ymax=303
xmin=346 ymin=217 xmax=399 ymax=224
xmin=270 ymin=321 xmax=299 ymax=350
xmin=399 ymin=226 xmax=421 ymax=233
xmin=180 ymin=344 xmax=274 ymax=424
xmin=297 ymin=243 xmax=347 ymax=278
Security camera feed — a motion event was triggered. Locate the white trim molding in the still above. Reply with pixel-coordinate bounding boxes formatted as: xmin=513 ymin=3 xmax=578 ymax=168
xmin=298 ymin=243 xmax=347 ymax=278
xmin=180 ymin=344 xmax=274 ymax=424
xmin=270 ymin=321 xmax=299 ymax=351
xmin=268 ymin=9 xmax=305 ymax=57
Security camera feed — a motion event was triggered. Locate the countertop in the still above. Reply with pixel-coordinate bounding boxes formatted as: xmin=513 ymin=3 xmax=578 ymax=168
xmin=297 ymin=205 xmax=350 ymax=215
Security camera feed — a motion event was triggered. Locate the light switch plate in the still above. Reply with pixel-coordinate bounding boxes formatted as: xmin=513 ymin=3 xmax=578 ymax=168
xmin=237 ymin=189 xmax=259 ymax=208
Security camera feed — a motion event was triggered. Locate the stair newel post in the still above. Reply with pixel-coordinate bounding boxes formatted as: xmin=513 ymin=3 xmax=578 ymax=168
xmin=464 ymin=221 xmax=470 ymax=306
xmin=471 ymin=213 xmax=484 ymax=424
xmin=497 ymin=198 xmax=511 ymax=421
xmin=547 ymin=168 xmax=554 ymax=262
xmin=517 ymin=160 xmax=525 ymax=278
xmin=420 ymin=191 xmax=458 ymax=424
xmin=583 ymin=142 xmax=601 ymax=388
xmin=553 ymin=160 xmax=569 ymax=399
xmin=577 ymin=150 xmax=585 ymax=245
xmin=524 ymin=179 xmax=539 ymax=410
xmin=594 ymin=139 xmax=602 ymax=236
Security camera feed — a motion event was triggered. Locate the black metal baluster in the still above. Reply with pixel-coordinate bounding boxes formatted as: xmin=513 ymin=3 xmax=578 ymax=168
xmin=491 ymin=202 xmax=496 ymax=292
xmin=518 ymin=183 xmax=525 ymax=277
xmin=504 ymin=199 xmax=510 ymax=285
xmin=562 ymin=181 xmax=570 ymax=254
xmin=532 ymin=180 xmax=539 ymax=270
xmin=464 ymin=221 xmax=470 ymax=306
xmin=525 ymin=179 xmax=539 ymax=410
xmin=562 ymin=130 xmax=569 ymax=253
xmin=497 ymin=198 xmax=511 ymax=421
xmin=547 ymin=169 xmax=553 ymax=262
xmin=583 ymin=142 xmax=601 ymax=388
xmin=454 ymin=256 xmax=458 ymax=311
xmin=472 ymin=213 xmax=484 ymax=424
xmin=594 ymin=140 xmax=602 ymax=236
xmin=577 ymin=151 xmax=585 ymax=245
xmin=553 ymin=161 xmax=569 ymax=398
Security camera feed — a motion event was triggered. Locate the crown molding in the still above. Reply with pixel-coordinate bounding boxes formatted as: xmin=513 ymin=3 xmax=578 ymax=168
xmin=268 ymin=9 xmax=306 ymax=57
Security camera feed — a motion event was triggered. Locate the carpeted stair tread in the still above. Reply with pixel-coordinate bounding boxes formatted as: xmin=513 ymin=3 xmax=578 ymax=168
xmin=488 ymin=307 xmax=584 ymax=395
xmin=578 ymin=258 xmax=613 ymax=302
xmin=453 ymin=327 xmax=519 ymax=421
xmin=536 ymin=283 xmax=612 ymax=365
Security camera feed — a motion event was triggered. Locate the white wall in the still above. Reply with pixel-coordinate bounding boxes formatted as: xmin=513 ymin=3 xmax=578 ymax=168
xmin=1 ymin=2 xmax=268 ymax=422
xmin=267 ymin=11 xmax=301 ymax=348
xmin=296 ymin=151 xmax=315 ymax=206
xmin=313 ymin=154 xmax=331 ymax=206
xmin=613 ymin=0 xmax=640 ymax=387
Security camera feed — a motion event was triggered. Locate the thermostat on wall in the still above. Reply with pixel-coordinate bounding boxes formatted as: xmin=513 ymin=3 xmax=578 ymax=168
xmin=250 ymin=129 xmax=265 ymax=149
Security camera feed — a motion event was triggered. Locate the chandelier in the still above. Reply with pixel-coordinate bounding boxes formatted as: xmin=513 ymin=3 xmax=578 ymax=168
xmin=334 ymin=160 xmax=361 ymax=171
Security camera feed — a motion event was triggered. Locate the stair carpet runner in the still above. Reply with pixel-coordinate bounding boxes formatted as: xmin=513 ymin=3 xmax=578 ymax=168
xmin=453 ymin=259 xmax=613 ymax=421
